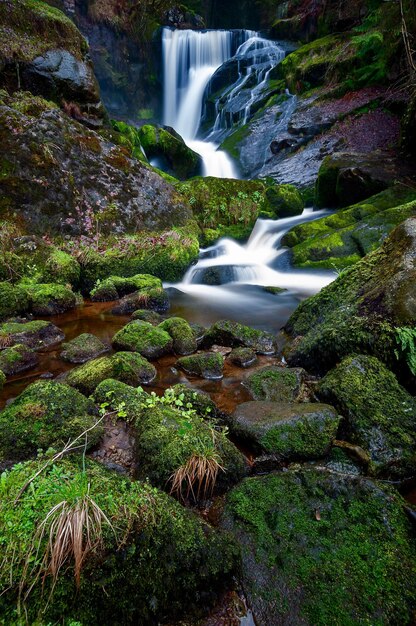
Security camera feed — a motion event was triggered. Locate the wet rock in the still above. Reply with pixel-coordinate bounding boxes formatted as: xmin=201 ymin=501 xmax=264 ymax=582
xmin=265 ymin=183 xmax=304 ymax=218
xmin=163 ymin=6 xmax=205 ymax=29
xmin=138 ymin=125 xmax=202 ymax=180
xmin=190 ymin=322 xmax=207 ymax=345
xmin=66 ymin=352 xmax=156 ymax=395
xmin=131 ymin=309 xmax=163 ymax=325
xmin=60 ymin=333 xmax=109 ymax=364
xmin=223 ymin=469 xmax=416 ymax=626
xmin=111 ymin=288 xmax=170 ymax=314
xmin=170 ymin=383 xmax=219 ymax=419
xmin=317 ymin=355 xmax=416 ymax=478
xmin=323 ymin=446 xmax=362 ymax=476
xmin=228 ymin=347 xmax=257 ymax=368
xmin=270 ymin=137 xmax=297 ymax=153
xmin=0 ymin=381 xmax=100 ymax=463
xmin=0 ymin=343 xmax=39 ymax=376
xmin=158 ymin=317 xmax=197 ymax=355
xmin=0 ymin=320 xmax=64 ymax=349
xmin=232 ymin=401 xmax=340 ymax=459
xmin=178 ymin=352 xmax=224 ymax=380
xmin=112 ymin=321 xmax=173 ymax=359
xmin=204 ymin=320 xmax=277 ymax=355
xmin=24 ymin=283 xmax=76 ymax=315
xmin=93 ymin=378 xmax=149 ymax=424
xmin=90 ymin=274 xmax=163 ymax=301
xmin=243 ymin=366 xmax=306 ymax=401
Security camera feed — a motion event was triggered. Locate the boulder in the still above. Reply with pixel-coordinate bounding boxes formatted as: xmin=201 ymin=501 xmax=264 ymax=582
xmin=232 ymin=401 xmax=340 ymax=459
xmin=204 ymin=320 xmax=277 ymax=355
xmin=177 ymin=352 xmax=224 ymax=380
xmin=0 ymin=283 xmax=29 ymax=320
xmin=222 ymin=469 xmax=416 ymax=626
xmin=60 ymin=333 xmax=109 ymax=364
xmin=90 ymin=274 xmax=162 ymax=302
xmin=111 ymin=288 xmax=169 ymax=314
xmin=131 ymin=309 xmax=163 ymax=325
xmin=265 ymin=183 xmax=304 ymax=218
xmin=318 ymin=355 xmax=416 ymax=478
xmin=158 ymin=317 xmax=197 ymax=355
xmin=112 ymin=321 xmax=173 ymax=359
xmin=24 ymin=283 xmax=76 ymax=315
xmin=243 ymin=366 xmax=306 ymax=401
xmin=0 ymin=320 xmax=64 ymax=349
xmin=0 ymin=343 xmax=39 ymax=376
xmin=0 ymin=381 xmax=100 ymax=463
xmin=228 ymin=347 xmax=257 ymax=368
xmin=138 ymin=125 xmax=202 ymax=180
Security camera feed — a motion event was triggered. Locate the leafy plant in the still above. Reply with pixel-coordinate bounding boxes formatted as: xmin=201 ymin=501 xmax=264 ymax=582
xmin=394 ymin=327 xmax=416 ymax=376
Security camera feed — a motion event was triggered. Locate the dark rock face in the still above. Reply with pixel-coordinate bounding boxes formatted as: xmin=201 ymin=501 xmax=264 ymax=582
xmin=232 ymin=401 xmax=340 ymax=459
xmin=318 ymin=355 xmax=416 ymax=478
xmin=0 ymin=92 xmax=192 ymax=237
xmin=223 ymin=469 xmax=416 ymax=626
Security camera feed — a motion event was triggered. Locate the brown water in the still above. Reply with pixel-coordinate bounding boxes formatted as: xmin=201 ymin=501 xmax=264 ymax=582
xmin=0 ymin=299 xmax=278 ymax=411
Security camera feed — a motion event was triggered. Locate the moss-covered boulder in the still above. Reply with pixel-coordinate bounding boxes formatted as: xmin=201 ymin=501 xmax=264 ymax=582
xmin=228 ymin=347 xmax=257 ymax=368
xmin=0 ymin=282 xmax=29 ymax=320
xmin=0 ymin=457 xmax=239 ymax=624
xmin=158 ymin=317 xmax=197 ymax=355
xmin=222 ymin=469 xmax=416 ymax=626
xmin=66 ymin=352 xmax=156 ymax=395
xmin=243 ymin=366 xmax=306 ymax=402
xmin=205 ymin=320 xmax=277 ymax=355
xmin=264 ymin=184 xmax=304 ymax=218
xmin=112 ymin=321 xmax=173 ymax=359
xmin=170 ymin=383 xmax=219 ymax=419
xmin=23 ymin=283 xmax=77 ymax=315
xmin=112 ymin=287 xmax=169 ymax=314
xmin=0 ymin=343 xmax=39 ymax=376
xmin=131 ymin=309 xmax=163 ymax=325
xmin=232 ymin=401 xmax=340 ymax=459
xmin=284 ymin=218 xmax=416 ymax=379
xmin=318 ymin=355 xmax=416 ymax=478
xmin=138 ymin=124 xmax=202 ymax=180
xmin=42 ymin=249 xmax=81 ymax=287
xmin=60 ymin=333 xmax=109 ymax=364
xmin=0 ymin=320 xmax=64 ymax=349
xmin=0 ymin=381 xmax=100 ymax=463
xmin=90 ymin=274 xmax=162 ymax=301
xmin=178 ymin=352 xmax=224 ymax=380
xmin=93 ymin=378 xmax=149 ymax=423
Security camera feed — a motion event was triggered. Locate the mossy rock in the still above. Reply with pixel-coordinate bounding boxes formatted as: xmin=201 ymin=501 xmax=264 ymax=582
xmin=158 ymin=317 xmax=197 ymax=355
xmin=111 ymin=287 xmax=169 ymax=315
xmin=228 ymin=347 xmax=257 ymax=368
xmin=138 ymin=124 xmax=202 ymax=180
xmin=243 ymin=366 xmax=306 ymax=402
xmin=0 ymin=381 xmax=100 ymax=463
xmin=0 ymin=282 xmax=29 ymax=320
xmin=42 ymin=249 xmax=80 ymax=287
xmin=93 ymin=378 xmax=150 ymax=424
xmin=284 ymin=218 xmax=416 ymax=379
xmin=111 ymin=120 xmax=148 ymax=163
xmin=112 ymin=321 xmax=173 ymax=359
xmin=170 ymin=383 xmax=219 ymax=419
xmin=265 ymin=184 xmax=304 ymax=218
xmin=0 ymin=456 xmax=239 ymax=624
xmin=23 ymin=283 xmax=77 ymax=315
xmin=0 ymin=320 xmax=64 ymax=349
xmin=0 ymin=370 xmax=5 ymax=391
xmin=66 ymin=352 xmax=156 ymax=395
xmin=131 ymin=309 xmax=163 ymax=325
xmin=60 ymin=333 xmax=109 ymax=364
xmin=204 ymin=320 xmax=277 ymax=355
xmin=0 ymin=343 xmax=39 ymax=376
xmin=178 ymin=352 xmax=224 ymax=380
xmin=222 ymin=469 xmax=416 ymax=626
xmin=317 ymin=355 xmax=416 ymax=478
xmin=90 ymin=274 xmax=162 ymax=302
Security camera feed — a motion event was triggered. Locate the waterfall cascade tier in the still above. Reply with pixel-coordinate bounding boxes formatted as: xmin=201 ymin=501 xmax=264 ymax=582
xmin=162 ymin=28 xmax=286 ymax=178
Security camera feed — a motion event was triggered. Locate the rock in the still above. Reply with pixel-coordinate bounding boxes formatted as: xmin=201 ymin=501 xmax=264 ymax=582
xmin=0 ymin=283 xmax=29 ymax=321
xmin=190 ymin=322 xmax=207 ymax=345
xmin=60 ymin=333 xmax=109 ymax=364
xmin=177 ymin=352 xmax=224 ymax=380
xmin=284 ymin=218 xmax=416 ymax=380
xmin=262 ymin=286 xmax=287 ymax=295
xmin=204 ymin=320 xmax=277 ymax=355
xmin=138 ymin=125 xmax=202 ymax=180
xmin=0 ymin=370 xmax=5 ymax=391
xmin=163 ymin=6 xmax=206 ymax=29
xmin=90 ymin=274 xmax=162 ymax=302
xmin=317 ymin=355 xmax=416 ymax=478
xmin=93 ymin=378 xmax=150 ymax=424
xmin=232 ymin=401 xmax=340 ymax=459
xmin=323 ymin=446 xmax=362 ymax=476
xmin=111 ymin=288 xmax=169 ymax=314
xmin=0 ymin=320 xmax=64 ymax=349
xmin=222 ymin=469 xmax=416 ymax=626
xmin=170 ymin=383 xmax=219 ymax=419
xmin=23 ymin=283 xmax=76 ymax=315
xmin=0 ymin=343 xmax=39 ymax=375
xmin=0 ymin=381 xmax=100 ymax=463
xmin=243 ymin=366 xmax=306 ymax=401
xmin=42 ymin=249 xmax=80 ymax=287
xmin=112 ymin=321 xmax=173 ymax=359
xmin=65 ymin=352 xmax=156 ymax=395
xmin=265 ymin=183 xmax=304 ymax=218
xmin=0 ymin=457 xmax=239 ymax=624
xmin=228 ymin=347 xmax=257 ymax=368
xmin=158 ymin=317 xmax=198 ymax=355
xmin=131 ymin=309 xmax=163 ymax=325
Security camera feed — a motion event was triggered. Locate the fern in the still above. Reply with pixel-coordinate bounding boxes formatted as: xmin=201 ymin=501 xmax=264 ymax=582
xmin=394 ymin=327 xmax=416 ymax=376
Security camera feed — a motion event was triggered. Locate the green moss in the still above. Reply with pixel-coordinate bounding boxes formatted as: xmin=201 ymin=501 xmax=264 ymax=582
xmin=0 ymin=381 xmax=100 ymax=462
xmin=112 ymin=321 xmax=173 ymax=359
xmin=0 ymin=369 xmax=5 ymax=390
xmin=0 ymin=456 xmax=238 ymax=624
xmin=90 ymin=273 xmax=162 ymax=301
xmin=178 ymin=352 xmax=224 ymax=380
xmin=206 ymin=320 xmax=277 ymax=354
xmin=244 ymin=366 xmax=303 ymax=402
xmin=60 ymin=333 xmax=108 ymax=364
xmin=22 ymin=283 xmax=76 ymax=315
xmin=318 ymin=355 xmax=416 ymax=477
xmin=265 ymin=184 xmax=304 ymax=218
xmin=138 ymin=125 xmax=201 ymax=180
xmin=220 ymin=124 xmax=250 ymax=160
xmin=0 ymin=343 xmax=37 ymax=375
xmin=158 ymin=317 xmax=197 ymax=355
xmin=110 ymin=120 xmax=147 ymax=163
xmin=43 ymin=249 xmax=80 ymax=287
xmin=224 ymin=469 xmax=416 ymax=625
xmin=0 ymin=282 xmax=29 ymax=320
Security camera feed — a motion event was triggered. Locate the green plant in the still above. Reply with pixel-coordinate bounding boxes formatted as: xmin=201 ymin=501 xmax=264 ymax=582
xmin=395 ymin=327 xmax=416 ymax=375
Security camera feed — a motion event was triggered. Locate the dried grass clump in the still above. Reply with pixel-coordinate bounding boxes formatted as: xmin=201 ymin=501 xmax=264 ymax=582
xmin=170 ymin=453 xmax=224 ymax=502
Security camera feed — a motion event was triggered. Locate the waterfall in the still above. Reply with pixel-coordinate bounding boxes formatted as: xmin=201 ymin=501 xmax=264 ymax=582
xmin=162 ymin=28 xmax=255 ymax=178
